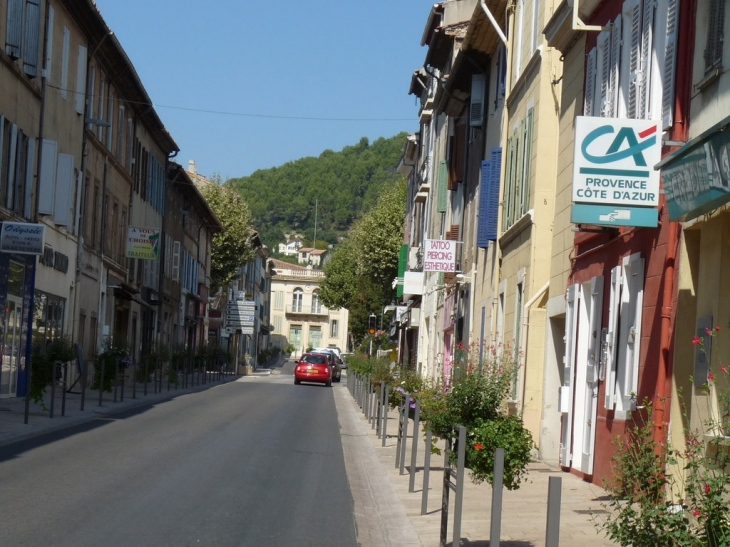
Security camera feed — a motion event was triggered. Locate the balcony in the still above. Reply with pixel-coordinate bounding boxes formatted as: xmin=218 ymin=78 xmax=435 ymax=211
xmin=286 ymin=305 xmax=329 ymax=316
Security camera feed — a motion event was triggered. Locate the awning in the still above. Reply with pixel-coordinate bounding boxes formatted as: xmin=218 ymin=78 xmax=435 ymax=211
xmin=655 ymin=113 xmax=730 ymax=222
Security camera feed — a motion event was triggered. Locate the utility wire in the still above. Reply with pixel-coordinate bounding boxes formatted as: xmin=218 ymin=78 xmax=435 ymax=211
xmin=46 ymin=83 xmax=414 ymax=122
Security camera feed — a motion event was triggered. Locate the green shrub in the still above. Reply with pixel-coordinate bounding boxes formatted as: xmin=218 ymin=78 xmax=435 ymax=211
xmin=30 ymin=337 xmax=75 ymax=406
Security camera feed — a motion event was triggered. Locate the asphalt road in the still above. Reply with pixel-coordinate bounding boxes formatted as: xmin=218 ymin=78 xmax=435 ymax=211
xmin=0 ymin=364 xmax=358 ymax=547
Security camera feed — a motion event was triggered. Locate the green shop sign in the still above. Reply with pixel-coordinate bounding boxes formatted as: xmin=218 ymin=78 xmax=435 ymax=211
xmin=658 ymin=115 xmax=730 ymax=222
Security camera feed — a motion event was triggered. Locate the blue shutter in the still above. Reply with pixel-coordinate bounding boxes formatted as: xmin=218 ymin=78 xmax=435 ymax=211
xmin=477 ymin=148 xmax=502 ymax=247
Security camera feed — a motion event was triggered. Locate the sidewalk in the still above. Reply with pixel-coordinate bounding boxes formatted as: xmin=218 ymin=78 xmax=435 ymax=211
xmin=0 ymin=370 xmax=240 ymax=447
xmin=338 ymin=380 xmax=620 ymax=547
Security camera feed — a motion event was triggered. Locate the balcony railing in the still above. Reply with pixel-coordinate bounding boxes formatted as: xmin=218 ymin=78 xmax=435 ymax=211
xmin=286 ymin=305 xmax=328 ymax=316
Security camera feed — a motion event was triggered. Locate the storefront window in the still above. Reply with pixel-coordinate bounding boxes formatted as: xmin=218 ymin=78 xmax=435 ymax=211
xmin=33 ymin=291 xmax=66 ymax=348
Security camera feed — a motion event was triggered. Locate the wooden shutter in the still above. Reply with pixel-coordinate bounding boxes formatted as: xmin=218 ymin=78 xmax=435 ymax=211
xmin=38 ymin=139 xmax=57 ymax=214
xmin=705 ymin=0 xmax=725 ymax=70
xmin=43 ymin=5 xmax=54 ymax=79
xmin=477 ymin=148 xmax=504 ymax=247
xmin=172 ymin=241 xmax=181 ymax=281
xmin=75 ymin=46 xmax=87 ymax=114
xmin=6 ymin=124 xmax=18 ymax=210
xmin=661 ymin=0 xmax=679 ymax=129
xmin=596 ymin=32 xmax=611 ymax=117
xmin=24 ymin=136 xmax=34 ymax=219
xmin=515 ymin=120 xmax=525 ymax=217
xmin=609 ymin=16 xmax=622 ymax=117
xmin=437 ymin=160 xmax=448 ymax=212
xmin=5 ymin=0 xmax=23 ymax=59
xmin=604 ymin=265 xmax=622 ymax=409
xmin=522 ymin=110 xmax=534 ymax=214
xmin=53 ymin=153 xmax=74 ymax=226
xmin=561 ymin=284 xmax=579 ymax=467
xmin=443 ymin=226 xmax=460 ymax=284
xmin=503 ymin=137 xmax=515 ymax=230
xmin=449 ymin=124 xmax=466 ymax=189
xmin=584 ymin=48 xmax=597 ymax=116
xmin=639 ymin=0 xmax=654 ymax=119
xmin=22 ymin=0 xmax=41 ymax=77
xmin=620 ymin=254 xmax=644 ymax=411
xmin=470 ymin=74 xmax=485 ymax=127
xmin=625 ymin=0 xmax=642 ymax=119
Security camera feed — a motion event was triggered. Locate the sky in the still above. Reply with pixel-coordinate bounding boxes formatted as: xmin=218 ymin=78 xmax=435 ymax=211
xmin=92 ymin=0 xmax=431 ymax=180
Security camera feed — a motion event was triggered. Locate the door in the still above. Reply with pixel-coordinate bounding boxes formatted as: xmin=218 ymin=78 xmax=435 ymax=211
xmin=0 ymin=295 xmax=23 ymax=398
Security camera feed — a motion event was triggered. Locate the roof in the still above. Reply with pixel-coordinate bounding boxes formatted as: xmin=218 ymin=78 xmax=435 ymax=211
xmin=270 ymin=258 xmax=307 ymax=271
xmin=299 ymin=247 xmax=315 ymax=253
xmin=168 ymin=162 xmax=221 ymax=230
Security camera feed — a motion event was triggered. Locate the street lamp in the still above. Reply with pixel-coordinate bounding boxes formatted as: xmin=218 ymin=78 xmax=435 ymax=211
xmin=368 ymin=313 xmax=376 ymax=358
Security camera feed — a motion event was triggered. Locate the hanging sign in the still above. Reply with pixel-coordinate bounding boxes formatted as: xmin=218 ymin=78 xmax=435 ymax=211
xmin=126 ymin=227 xmax=161 ymax=260
xmin=0 ymin=222 xmax=45 ymax=255
xmin=423 ymin=239 xmax=456 ymax=272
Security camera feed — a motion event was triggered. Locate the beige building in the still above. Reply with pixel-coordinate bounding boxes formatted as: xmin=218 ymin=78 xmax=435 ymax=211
xmin=269 ymin=259 xmax=348 ymax=358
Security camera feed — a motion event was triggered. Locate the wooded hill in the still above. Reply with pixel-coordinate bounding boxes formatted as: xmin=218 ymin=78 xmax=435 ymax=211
xmin=226 ymin=133 xmax=409 ymax=250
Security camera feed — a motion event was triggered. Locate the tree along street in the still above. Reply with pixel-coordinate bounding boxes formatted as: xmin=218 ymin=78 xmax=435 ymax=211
xmin=0 ymin=372 xmax=357 ymax=546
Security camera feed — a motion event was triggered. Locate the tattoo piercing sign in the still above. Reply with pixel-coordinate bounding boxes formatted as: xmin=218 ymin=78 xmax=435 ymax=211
xmin=424 ymin=239 xmax=456 ymax=272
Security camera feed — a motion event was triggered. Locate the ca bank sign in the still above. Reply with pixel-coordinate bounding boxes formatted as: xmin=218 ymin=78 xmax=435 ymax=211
xmin=571 ymin=116 xmax=661 ymax=227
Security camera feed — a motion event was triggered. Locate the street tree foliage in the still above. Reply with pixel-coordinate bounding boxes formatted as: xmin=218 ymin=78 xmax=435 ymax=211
xmin=226 ymin=134 xmax=408 ymax=247
xmin=198 ymin=182 xmax=255 ymax=292
xmin=319 ymin=177 xmax=407 ymax=342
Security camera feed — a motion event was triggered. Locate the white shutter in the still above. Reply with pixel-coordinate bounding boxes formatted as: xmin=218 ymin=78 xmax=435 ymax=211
xmin=38 ymin=139 xmax=58 ymax=214
xmin=5 ymin=0 xmax=23 ymax=59
xmin=43 ymin=5 xmax=54 ymax=80
xmin=582 ymin=276 xmax=604 ymax=475
xmin=53 ymin=153 xmax=74 ymax=226
xmin=97 ymin=80 xmax=105 ymax=140
xmin=596 ymin=32 xmax=611 ymax=117
xmin=24 ymin=137 xmax=35 ymax=219
xmin=172 ymin=241 xmax=181 ymax=281
xmin=561 ymin=284 xmax=579 ymax=467
xmin=470 ymin=73 xmax=485 ymax=127
xmin=609 ymin=15 xmax=622 ymax=117
xmin=620 ymin=254 xmax=644 ymax=411
xmin=639 ymin=0 xmax=655 ymax=119
xmin=6 ymin=124 xmax=18 ymax=210
xmin=661 ymin=0 xmax=679 ymax=129
xmin=61 ymin=27 xmax=70 ymax=99
xmin=22 ymin=0 xmax=41 ymax=77
xmin=623 ymin=0 xmax=642 ymax=119
xmin=106 ymin=90 xmax=114 ymax=149
xmin=584 ymin=48 xmax=597 ymax=116
xmin=604 ymin=265 xmax=622 ymax=409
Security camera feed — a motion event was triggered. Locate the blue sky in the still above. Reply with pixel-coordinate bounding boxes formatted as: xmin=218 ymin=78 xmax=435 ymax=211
xmin=92 ymin=0 xmax=430 ymax=180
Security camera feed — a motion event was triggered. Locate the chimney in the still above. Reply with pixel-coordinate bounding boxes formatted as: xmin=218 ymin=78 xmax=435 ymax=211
xmin=188 ymin=160 xmax=197 ymax=174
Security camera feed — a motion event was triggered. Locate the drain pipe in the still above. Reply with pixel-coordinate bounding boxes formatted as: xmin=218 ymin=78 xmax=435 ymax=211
xmin=519 ymin=281 xmax=549 ymax=414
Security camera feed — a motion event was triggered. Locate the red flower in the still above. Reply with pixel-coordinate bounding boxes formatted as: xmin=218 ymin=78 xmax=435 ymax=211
xmin=473 ymin=442 xmax=485 ymax=451
xmin=716 ymin=326 xmax=722 ymax=332
xmin=693 ymin=508 xmax=702 ymax=518
xmin=704 ymin=483 xmax=711 ymax=495
xmin=722 ymin=364 xmax=728 ymax=374
xmin=692 ymin=336 xmax=702 ymax=346
xmin=708 ymin=372 xmax=715 ymax=382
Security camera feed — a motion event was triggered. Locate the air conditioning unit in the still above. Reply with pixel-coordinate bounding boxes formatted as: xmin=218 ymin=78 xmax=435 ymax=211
xmin=408 ymin=308 xmax=421 ymax=328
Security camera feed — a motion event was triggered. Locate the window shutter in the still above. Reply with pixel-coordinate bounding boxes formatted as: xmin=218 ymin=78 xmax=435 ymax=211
xmin=470 ymin=73 xmax=485 ymax=127
xmin=639 ymin=0 xmax=654 ymax=119
xmin=75 ymin=46 xmax=87 ymax=114
xmin=514 ymin=121 xmax=525 ymax=217
xmin=705 ymin=0 xmax=725 ymax=71
xmin=625 ymin=0 xmax=642 ymax=119
xmin=561 ymin=284 xmax=580 ymax=467
xmin=38 ymin=139 xmax=58 ymax=214
xmin=609 ymin=16 xmax=622 ymax=117
xmin=43 ymin=5 xmax=54 ymax=79
xmin=620 ymin=254 xmax=644 ymax=411
xmin=584 ymin=48 xmax=597 ymax=116
xmin=587 ymin=276 xmax=604 ymax=384
xmin=437 ymin=160 xmax=448 ymax=212
xmin=5 ymin=0 xmax=23 ymax=59
xmin=477 ymin=160 xmax=493 ymax=248
xmin=22 ymin=0 xmax=41 ymax=77
xmin=604 ymin=265 xmax=622 ymax=409
xmin=0 ymin=116 xmax=4 ymax=183
xmin=596 ymin=32 xmax=611 ymax=117
xmin=61 ymin=27 xmax=71 ymax=99
xmin=7 ymin=124 xmax=18 ymax=210
xmin=396 ymin=244 xmax=408 ymax=298
xmin=443 ymin=226 xmax=460 ymax=284
xmin=172 ymin=241 xmax=181 ymax=281
xmin=522 ymin=109 xmax=534 ymax=214
xmin=106 ymin=90 xmax=114 ymax=149
xmin=661 ymin=0 xmax=679 ymax=129
xmin=503 ymin=137 xmax=515 ymax=230
xmin=53 ymin=153 xmax=74 ymax=226
xmin=24 ymin=136 xmax=34 ymax=219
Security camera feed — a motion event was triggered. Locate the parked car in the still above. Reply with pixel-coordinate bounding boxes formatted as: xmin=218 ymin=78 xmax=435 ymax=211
xmin=310 ymin=349 xmax=342 ymax=382
xmin=294 ymin=353 xmax=332 ymax=387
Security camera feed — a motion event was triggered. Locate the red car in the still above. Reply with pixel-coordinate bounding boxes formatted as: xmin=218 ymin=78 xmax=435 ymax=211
xmin=294 ymin=353 xmax=332 ymax=387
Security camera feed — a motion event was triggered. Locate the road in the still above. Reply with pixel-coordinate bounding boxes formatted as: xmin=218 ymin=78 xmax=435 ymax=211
xmin=0 ymin=361 xmax=358 ymax=546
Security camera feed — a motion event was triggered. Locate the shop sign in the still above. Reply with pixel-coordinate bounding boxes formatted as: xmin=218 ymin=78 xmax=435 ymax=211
xmin=659 ymin=114 xmax=730 ymax=221
xmin=0 ymin=222 xmax=45 ymax=255
xmin=423 ymin=239 xmax=456 ymax=272
xmin=573 ymin=116 xmax=661 ymax=207
xmin=125 ymin=227 xmax=160 ymax=260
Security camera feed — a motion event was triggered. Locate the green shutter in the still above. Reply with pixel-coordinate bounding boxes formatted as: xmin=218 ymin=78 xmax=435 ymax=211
xmin=396 ymin=244 xmax=408 ymax=298
xmin=522 ymin=108 xmax=534 ymax=214
xmin=437 ymin=160 xmax=448 ymax=212
xmin=502 ymin=137 xmax=515 ymax=231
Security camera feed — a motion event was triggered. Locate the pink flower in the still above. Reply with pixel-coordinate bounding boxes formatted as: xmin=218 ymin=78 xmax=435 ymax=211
xmin=708 ymin=372 xmax=715 ymax=382
xmin=716 ymin=326 xmax=722 ymax=332
xmin=722 ymin=364 xmax=728 ymax=374
xmin=705 ymin=483 xmax=712 ymax=495
xmin=692 ymin=336 xmax=702 ymax=346
xmin=706 ymin=328 xmax=713 ymax=336
xmin=693 ymin=508 xmax=702 ymax=518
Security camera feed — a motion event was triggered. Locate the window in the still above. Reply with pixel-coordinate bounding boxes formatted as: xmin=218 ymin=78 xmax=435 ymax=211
xmin=5 ymin=0 xmax=42 ymax=77
xmin=312 ymin=291 xmax=322 ymax=314
xmin=292 ymin=289 xmax=303 ymax=312
xmin=330 ymin=319 xmax=338 ymax=338
xmin=274 ymin=291 xmax=284 ymax=310
xmin=32 ymin=291 xmax=66 ymax=347
xmin=705 ymin=0 xmax=726 ymax=73
xmin=273 ymin=316 xmax=282 ymax=334
xmin=289 ymin=325 xmax=302 ymax=352
xmin=309 ymin=326 xmax=322 ymax=348
xmin=512 ymin=274 xmax=525 ymax=400
xmin=0 ymin=118 xmax=32 ymax=216
xmin=502 ymin=109 xmax=534 ymax=231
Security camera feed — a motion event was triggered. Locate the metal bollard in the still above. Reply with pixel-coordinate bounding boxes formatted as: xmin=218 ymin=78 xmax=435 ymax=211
xmin=61 ymin=362 xmax=68 ymax=417
xmin=409 ymin=399 xmax=421 ymax=492
xmin=399 ymin=393 xmax=410 ymax=475
xmin=421 ymin=429 xmax=432 ymax=515
xmin=113 ymin=357 xmax=119 ymax=403
xmin=98 ymin=359 xmax=105 ymax=407
xmin=545 ymin=476 xmax=562 ymax=547
xmin=381 ymin=384 xmax=389 ymax=447
xmin=490 ymin=447 xmax=506 ymax=547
